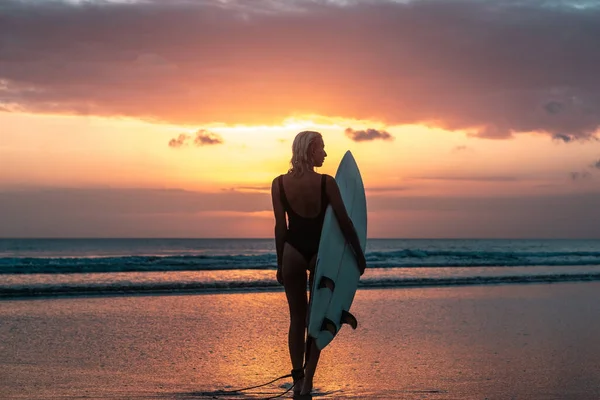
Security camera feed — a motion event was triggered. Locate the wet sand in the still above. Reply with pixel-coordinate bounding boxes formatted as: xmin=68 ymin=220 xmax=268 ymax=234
xmin=1 ymin=282 xmax=599 ymax=399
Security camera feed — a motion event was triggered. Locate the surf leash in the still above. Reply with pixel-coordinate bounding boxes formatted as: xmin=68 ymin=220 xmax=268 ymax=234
xmin=216 ymin=346 xmax=313 ymax=399
xmin=209 ymin=371 xmax=296 ymax=399
xmin=213 ymin=331 xmax=315 ymax=398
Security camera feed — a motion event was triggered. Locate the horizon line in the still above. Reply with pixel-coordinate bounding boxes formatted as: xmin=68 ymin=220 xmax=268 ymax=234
xmin=0 ymin=237 xmax=597 ymax=241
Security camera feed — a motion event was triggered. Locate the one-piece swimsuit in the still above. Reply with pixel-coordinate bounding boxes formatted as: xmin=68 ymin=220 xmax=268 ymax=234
xmin=279 ymin=174 xmax=328 ymax=263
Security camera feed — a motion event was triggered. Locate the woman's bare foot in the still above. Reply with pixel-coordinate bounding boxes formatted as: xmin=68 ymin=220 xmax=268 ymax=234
xmin=291 ymin=368 xmax=304 ymax=396
xmin=293 ymin=377 xmax=304 ymax=395
xmin=299 ymin=377 xmax=313 ymax=396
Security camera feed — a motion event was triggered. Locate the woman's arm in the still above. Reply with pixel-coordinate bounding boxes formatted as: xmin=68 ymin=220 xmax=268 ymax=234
xmin=324 ymin=175 xmax=367 ymax=275
xmin=271 ymin=176 xmax=287 ymax=283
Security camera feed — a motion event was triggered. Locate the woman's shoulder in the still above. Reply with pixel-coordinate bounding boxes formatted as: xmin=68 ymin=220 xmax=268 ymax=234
xmin=319 ymin=173 xmax=335 ymax=184
xmin=274 ymin=172 xmax=332 ymax=184
xmin=273 ymin=172 xmax=288 ymax=181
xmin=271 ymin=174 xmax=286 ymax=190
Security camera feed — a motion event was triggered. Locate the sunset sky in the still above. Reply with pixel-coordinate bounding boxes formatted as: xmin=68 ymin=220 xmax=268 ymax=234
xmin=1 ymin=0 xmax=600 ymax=238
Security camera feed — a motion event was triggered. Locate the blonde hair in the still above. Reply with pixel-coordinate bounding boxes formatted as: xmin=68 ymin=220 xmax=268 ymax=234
xmin=289 ymin=131 xmax=322 ymax=177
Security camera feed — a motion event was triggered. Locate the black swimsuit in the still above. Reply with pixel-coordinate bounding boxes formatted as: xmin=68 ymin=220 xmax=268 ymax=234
xmin=279 ymin=174 xmax=328 ymax=263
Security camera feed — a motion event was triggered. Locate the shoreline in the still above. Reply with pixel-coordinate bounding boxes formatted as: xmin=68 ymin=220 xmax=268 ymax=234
xmin=2 ymin=273 xmax=600 ymax=301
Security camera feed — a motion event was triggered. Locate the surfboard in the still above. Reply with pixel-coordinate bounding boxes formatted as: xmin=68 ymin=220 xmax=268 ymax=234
xmin=308 ymin=150 xmax=367 ymax=350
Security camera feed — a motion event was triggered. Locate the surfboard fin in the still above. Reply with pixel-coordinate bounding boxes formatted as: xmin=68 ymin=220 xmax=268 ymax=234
xmin=340 ymin=310 xmax=358 ymax=330
xmin=318 ymin=276 xmax=335 ymax=292
xmin=321 ymin=318 xmax=337 ymax=336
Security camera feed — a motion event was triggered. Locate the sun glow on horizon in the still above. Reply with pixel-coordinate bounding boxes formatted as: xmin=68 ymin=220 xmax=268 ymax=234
xmin=2 ymin=110 xmax=600 ymax=238
xmin=2 ymin=110 xmax=600 ymax=198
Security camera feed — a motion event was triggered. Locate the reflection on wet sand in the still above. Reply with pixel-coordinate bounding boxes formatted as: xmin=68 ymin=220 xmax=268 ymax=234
xmin=1 ymin=283 xmax=600 ymax=399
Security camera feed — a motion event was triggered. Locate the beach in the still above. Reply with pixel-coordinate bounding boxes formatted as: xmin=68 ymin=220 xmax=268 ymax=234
xmin=1 ymin=282 xmax=600 ymax=399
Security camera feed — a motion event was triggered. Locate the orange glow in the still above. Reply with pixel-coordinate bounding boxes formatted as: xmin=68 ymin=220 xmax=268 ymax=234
xmin=2 ymin=110 xmax=600 ymax=238
xmin=2 ymin=111 xmax=599 ymax=194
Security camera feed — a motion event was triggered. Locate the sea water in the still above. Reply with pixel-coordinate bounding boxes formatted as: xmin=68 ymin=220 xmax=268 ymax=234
xmin=2 ymin=238 xmax=600 ymax=297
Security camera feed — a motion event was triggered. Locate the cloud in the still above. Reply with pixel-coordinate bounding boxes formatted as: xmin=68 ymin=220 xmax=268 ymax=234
xmin=593 ymin=159 xmax=600 ymax=170
xmin=413 ymin=176 xmax=519 ymax=182
xmin=224 ymin=186 xmax=271 ymax=193
xmin=345 ymin=128 xmax=393 ymax=142
xmin=553 ymin=133 xmax=577 ymax=143
xmin=0 ymin=188 xmax=274 ymax=238
xmin=544 ymin=101 xmax=565 ymax=115
xmin=168 ymin=133 xmax=190 ymax=148
xmin=365 ymin=186 xmax=410 ymax=193
xmin=1 ymin=0 xmax=600 ymax=139
xmin=570 ymin=171 xmax=592 ymax=181
xmin=194 ymin=129 xmax=223 ymax=146
xmin=368 ymin=192 xmax=600 ymax=238
xmin=169 ymin=129 xmax=223 ymax=148
xmin=452 ymin=145 xmax=471 ymax=153
xmin=0 ymin=187 xmax=270 ymax=214
xmin=3 ymin=187 xmax=600 ymax=238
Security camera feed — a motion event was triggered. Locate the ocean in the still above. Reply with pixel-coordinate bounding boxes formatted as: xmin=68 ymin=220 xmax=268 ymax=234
xmin=2 ymin=238 xmax=600 ymax=298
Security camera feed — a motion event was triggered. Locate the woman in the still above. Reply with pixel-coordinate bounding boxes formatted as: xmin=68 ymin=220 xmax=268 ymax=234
xmin=271 ymin=131 xmax=367 ymax=397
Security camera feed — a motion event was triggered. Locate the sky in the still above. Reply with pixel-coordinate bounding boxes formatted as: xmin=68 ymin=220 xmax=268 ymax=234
xmin=1 ymin=0 xmax=600 ymax=238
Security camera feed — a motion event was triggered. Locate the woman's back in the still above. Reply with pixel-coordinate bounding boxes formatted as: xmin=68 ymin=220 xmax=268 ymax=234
xmin=278 ymin=171 xmax=328 ymax=264
xmin=280 ymin=172 xmax=325 ymax=218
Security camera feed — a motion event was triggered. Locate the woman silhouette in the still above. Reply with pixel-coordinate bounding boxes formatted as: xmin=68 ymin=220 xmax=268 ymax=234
xmin=271 ymin=131 xmax=366 ymax=396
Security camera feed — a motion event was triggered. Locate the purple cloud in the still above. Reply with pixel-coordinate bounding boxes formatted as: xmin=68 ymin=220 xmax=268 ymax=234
xmin=169 ymin=129 xmax=223 ymax=148
xmin=414 ymin=176 xmax=519 ymax=182
xmin=168 ymin=133 xmax=191 ymax=148
xmin=553 ymin=134 xmax=577 ymax=143
xmin=3 ymin=187 xmax=600 ymax=238
xmin=345 ymin=128 xmax=393 ymax=142
xmin=570 ymin=171 xmax=592 ymax=181
xmin=194 ymin=130 xmax=223 ymax=146
xmin=1 ymin=0 xmax=600 ymax=139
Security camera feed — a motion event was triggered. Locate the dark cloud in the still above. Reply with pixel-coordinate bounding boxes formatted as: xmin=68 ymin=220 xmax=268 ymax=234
xmin=1 ymin=0 xmax=600 ymax=138
xmin=413 ymin=176 xmax=519 ymax=182
xmin=225 ymin=186 xmax=271 ymax=193
xmin=368 ymin=192 xmax=600 ymax=238
xmin=544 ymin=101 xmax=565 ymax=115
xmin=553 ymin=133 xmax=577 ymax=143
xmin=168 ymin=129 xmax=223 ymax=148
xmin=194 ymin=129 xmax=223 ymax=146
xmin=345 ymin=128 xmax=393 ymax=142
xmin=593 ymin=159 xmax=600 ymax=170
xmin=365 ymin=186 xmax=410 ymax=193
xmin=0 ymin=188 xmax=269 ymax=215
xmin=168 ymin=133 xmax=190 ymax=148
xmin=0 ymin=188 xmax=272 ymax=238
xmin=3 ymin=187 xmax=600 ymax=238
xmin=570 ymin=171 xmax=592 ymax=181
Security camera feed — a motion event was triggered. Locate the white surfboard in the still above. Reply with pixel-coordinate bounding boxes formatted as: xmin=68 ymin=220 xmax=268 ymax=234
xmin=308 ymin=150 xmax=367 ymax=350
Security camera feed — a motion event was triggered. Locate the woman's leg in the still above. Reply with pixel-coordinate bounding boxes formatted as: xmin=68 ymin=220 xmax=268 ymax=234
xmin=282 ymin=243 xmax=308 ymax=387
xmin=302 ymin=256 xmax=321 ymax=395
